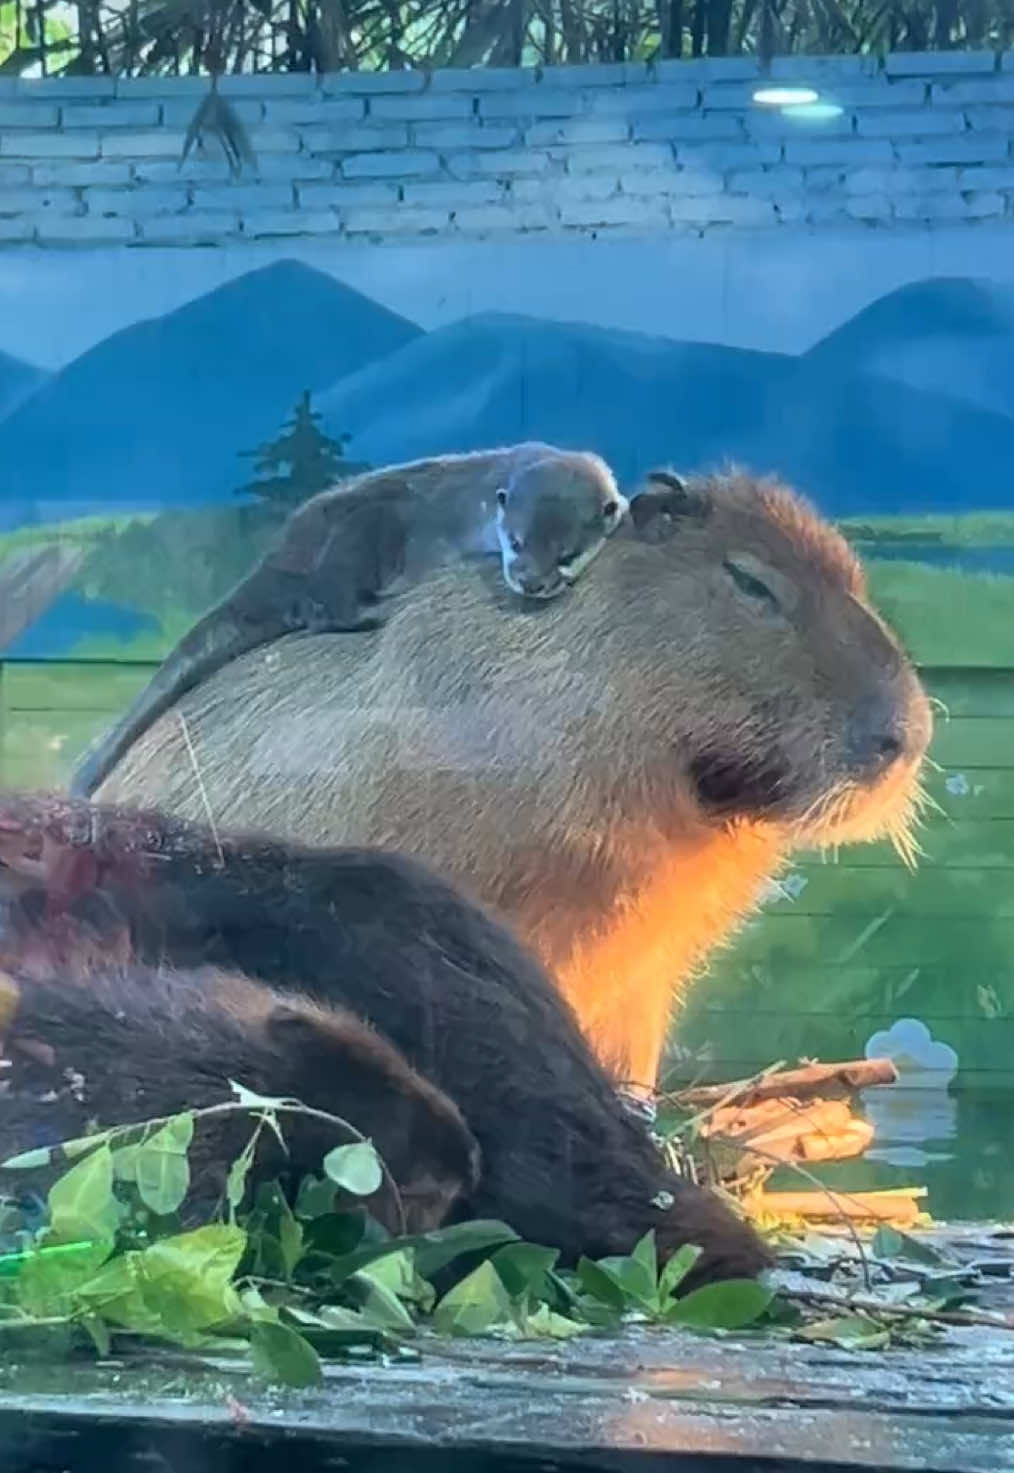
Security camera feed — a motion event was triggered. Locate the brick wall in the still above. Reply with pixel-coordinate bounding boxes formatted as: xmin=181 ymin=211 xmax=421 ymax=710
xmin=1 ymin=50 xmax=1013 ymax=246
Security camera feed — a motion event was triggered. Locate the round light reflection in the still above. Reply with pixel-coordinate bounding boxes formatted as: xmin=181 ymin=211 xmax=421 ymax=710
xmin=752 ymin=85 xmax=819 ymax=106
xmin=782 ymin=100 xmax=845 ymax=120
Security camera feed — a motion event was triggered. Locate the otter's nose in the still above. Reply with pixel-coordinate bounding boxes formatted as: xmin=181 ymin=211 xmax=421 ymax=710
xmin=519 ymin=571 xmax=565 ymax=599
xmin=845 ymin=701 xmax=907 ymax=777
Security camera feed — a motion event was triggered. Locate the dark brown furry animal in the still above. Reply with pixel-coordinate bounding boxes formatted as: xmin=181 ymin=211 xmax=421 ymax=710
xmin=0 ymin=792 xmax=767 ymax=1288
xmin=0 ymin=963 xmax=479 ymax=1234
xmin=70 ymin=444 xmax=623 ymax=801
xmin=90 ymin=468 xmax=933 ymax=1091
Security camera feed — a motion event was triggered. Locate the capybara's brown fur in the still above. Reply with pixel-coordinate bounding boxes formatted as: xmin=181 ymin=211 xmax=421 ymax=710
xmin=0 ymin=962 xmax=480 ymax=1234
xmin=0 ymin=791 xmax=770 ymax=1288
xmin=91 ymin=468 xmax=932 ymax=1090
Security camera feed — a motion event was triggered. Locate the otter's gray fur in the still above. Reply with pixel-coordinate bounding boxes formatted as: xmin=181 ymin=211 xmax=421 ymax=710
xmin=70 ymin=442 xmax=625 ymax=800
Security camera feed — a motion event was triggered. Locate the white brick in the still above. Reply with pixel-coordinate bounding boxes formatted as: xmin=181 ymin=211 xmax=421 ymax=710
xmin=414 ymin=122 xmax=518 ymax=148
xmin=34 ymin=215 xmax=136 ymax=243
xmin=541 ymin=63 xmax=646 ymax=87
xmin=785 ymin=138 xmax=893 ymax=165
xmin=263 ymin=97 xmax=363 ymax=124
xmin=655 ymin=57 xmax=758 ymax=83
xmin=300 ymin=123 xmax=409 ymax=152
xmin=885 ymin=49 xmax=998 ymax=75
xmin=1004 ymin=51 xmax=1014 ymax=73
xmin=430 ymin=67 xmax=536 ymax=92
xmin=728 ymin=165 xmax=804 ymax=195
xmin=86 ymin=185 xmax=188 ymax=215
xmin=250 ymin=154 xmax=334 ymax=181
xmin=636 ymin=113 xmax=742 ymax=141
xmin=297 ymin=181 xmax=400 ymax=207
xmin=402 ymin=179 xmax=505 ymax=205
xmin=525 ymin=118 xmax=627 ymax=146
xmin=18 ymin=76 xmax=114 ymax=98
xmin=33 ymin=161 xmax=131 ymax=185
xmin=341 ymin=205 xmax=448 ymax=234
xmin=451 ymin=202 xmax=552 ymax=232
xmin=701 ymin=82 xmax=762 ymax=109
xmin=0 ymin=162 xmax=30 ymax=184
xmin=619 ymin=168 xmax=683 ymax=196
xmin=62 ymin=102 xmax=160 ymax=128
xmin=159 ymin=97 xmax=263 ymax=128
xmin=679 ymin=141 xmax=780 ymax=169
xmin=0 ymin=216 xmax=32 ymax=241
xmin=243 ymin=208 xmax=338 ymax=236
xmin=321 ymin=69 xmax=426 ymax=95
xmin=136 ymin=211 xmax=238 ymax=243
xmin=245 ymin=126 xmax=302 ymax=153
xmin=965 ymin=105 xmax=1014 ymax=130
xmin=371 ymin=93 xmax=473 ymax=120
xmin=100 ymin=130 xmax=183 ymax=158
xmin=895 ymin=134 xmax=1008 ymax=164
xmin=658 ymin=166 xmax=720 ymax=195
xmin=931 ymin=78 xmax=1014 ymax=104
xmin=773 ymin=198 xmax=806 ymax=222
xmin=219 ymin=73 xmax=315 ymax=96
xmin=769 ymin=55 xmax=876 ymax=81
xmin=134 ymin=157 xmax=232 ymax=182
xmin=116 ymin=77 xmax=208 ymax=98
xmin=957 ymin=165 xmax=1014 ymax=189
xmin=1 ymin=131 xmax=100 ymax=158
xmin=0 ymin=102 xmax=59 ymax=127
xmin=857 ymin=107 xmax=962 ymax=136
xmin=805 ymin=198 xmax=848 ymax=223
xmin=802 ymin=165 xmax=846 ymax=191
xmin=822 ymin=80 xmax=925 ymax=107
xmin=512 ymin=174 xmax=614 ymax=203
xmin=669 ymin=193 xmax=775 ymax=223
xmin=559 ymin=196 xmax=668 ymax=227
xmin=479 ymin=90 xmax=584 ymax=119
xmin=845 ymin=193 xmax=892 ymax=220
xmin=191 ymin=183 xmax=293 ymax=210
xmin=446 ymin=149 xmax=550 ymax=177
xmin=895 ymin=191 xmax=1004 ymax=219
xmin=846 ymin=165 xmax=956 ymax=193
xmin=585 ymin=83 xmax=698 ymax=114
xmin=341 ymin=149 xmax=439 ymax=177
xmin=564 ymin=142 xmax=672 ymax=172
xmin=745 ymin=108 xmax=854 ymax=137
xmin=0 ymin=187 xmax=77 ymax=214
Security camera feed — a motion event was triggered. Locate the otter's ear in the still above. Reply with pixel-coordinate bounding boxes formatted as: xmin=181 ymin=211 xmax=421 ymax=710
xmin=630 ymin=471 xmax=710 ymax=541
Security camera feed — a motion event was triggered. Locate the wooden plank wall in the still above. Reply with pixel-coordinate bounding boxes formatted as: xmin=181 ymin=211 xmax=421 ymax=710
xmin=1 ymin=661 xmax=1011 ymax=1089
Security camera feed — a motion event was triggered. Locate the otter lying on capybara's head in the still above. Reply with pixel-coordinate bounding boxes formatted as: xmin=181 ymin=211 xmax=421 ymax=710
xmin=89 ymin=464 xmax=931 ymax=1093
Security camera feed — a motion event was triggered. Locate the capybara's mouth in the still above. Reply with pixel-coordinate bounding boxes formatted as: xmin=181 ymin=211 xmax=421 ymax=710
xmin=689 ymin=749 xmax=790 ymax=819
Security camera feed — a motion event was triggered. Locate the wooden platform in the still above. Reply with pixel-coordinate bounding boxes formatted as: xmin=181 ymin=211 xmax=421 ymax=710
xmin=0 ymin=1294 xmax=1011 ymax=1473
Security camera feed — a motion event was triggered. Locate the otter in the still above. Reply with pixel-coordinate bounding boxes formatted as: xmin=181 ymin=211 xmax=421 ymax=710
xmin=0 ymin=791 xmax=767 ymax=1285
xmin=69 ymin=444 xmax=625 ymax=801
xmin=88 ymin=468 xmax=933 ymax=1093
xmin=0 ymin=963 xmax=480 ymax=1235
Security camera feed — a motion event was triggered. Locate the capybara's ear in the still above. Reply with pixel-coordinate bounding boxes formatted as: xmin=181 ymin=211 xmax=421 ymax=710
xmin=631 ymin=471 xmax=711 ymax=540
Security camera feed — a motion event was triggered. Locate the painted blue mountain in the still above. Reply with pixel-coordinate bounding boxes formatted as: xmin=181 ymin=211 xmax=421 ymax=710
xmin=0 ymin=348 xmax=47 ymax=423
xmin=0 ymin=260 xmax=421 ymax=528
xmin=806 ymin=276 xmax=1014 ymax=421
xmin=317 ymin=310 xmax=1014 ymax=519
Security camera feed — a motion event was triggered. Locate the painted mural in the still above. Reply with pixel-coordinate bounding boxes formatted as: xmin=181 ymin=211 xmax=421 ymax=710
xmin=1 ymin=232 xmax=1012 ymax=1155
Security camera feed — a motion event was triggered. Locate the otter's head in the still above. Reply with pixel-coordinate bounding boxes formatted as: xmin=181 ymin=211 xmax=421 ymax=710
xmin=618 ymin=468 xmax=932 ymax=860
xmin=495 ymin=453 xmax=627 ymax=600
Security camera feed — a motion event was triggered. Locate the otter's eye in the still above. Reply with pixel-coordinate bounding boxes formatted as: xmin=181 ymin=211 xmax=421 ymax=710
xmin=602 ymin=500 xmax=619 ymax=521
xmin=557 ymin=548 xmax=580 ymax=567
xmin=510 ymin=536 xmax=523 ymax=554
xmin=723 ymin=558 xmax=780 ymax=610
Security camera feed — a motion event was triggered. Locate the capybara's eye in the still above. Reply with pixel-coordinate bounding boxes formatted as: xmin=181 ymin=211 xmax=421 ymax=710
xmin=723 ymin=558 xmax=780 ymax=611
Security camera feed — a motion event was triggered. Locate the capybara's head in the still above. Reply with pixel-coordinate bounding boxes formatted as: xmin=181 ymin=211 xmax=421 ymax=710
xmin=609 ymin=467 xmax=932 ymax=858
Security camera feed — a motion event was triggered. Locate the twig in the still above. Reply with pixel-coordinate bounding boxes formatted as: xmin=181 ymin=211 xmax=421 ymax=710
xmin=675 ymin=1057 xmax=898 ymax=1110
xmin=178 ymin=711 xmax=225 ymax=868
xmin=789 ymin=1286 xmax=1014 ymax=1332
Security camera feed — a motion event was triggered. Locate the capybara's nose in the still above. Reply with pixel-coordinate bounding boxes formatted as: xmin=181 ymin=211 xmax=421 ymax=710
xmin=845 ymin=700 xmax=908 ymax=777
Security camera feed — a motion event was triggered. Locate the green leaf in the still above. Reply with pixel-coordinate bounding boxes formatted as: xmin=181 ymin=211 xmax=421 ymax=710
xmin=250 ymin=1321 xmax=323 ymax=1389
xmin=667 ymin=1279 xmax=775 ymax=1331
xmin=871 ymin=1228 xmax=956 ymax=1269
xmin=350 ymin=1272 xmax=416 ymax=1333
xmin=512 ymin=1303 xmax=588 ymax=1340
xmin=81 ymin=1314 xmax=111 ymax=1358
xmin=48 ymin=1145 xmax=119 ymax=1242
xmin=658 ymin=1244 xmax=704 ymax=1304
xmin=432 ymin=1259 xmax=515 ymax=1337
xmin=575 ymin=1256 xmax=628 ymax=1312
xmin=797 ymin=1315 xmax=892 ymax=1351
xmin=491 ymin=1243 xmax=560 ymax=1301
xmin=323 ymin=1142 xmax=383 ymax=1197
xmin=135 ymin=1223 xmax=247 ymax=1337
xmin=631 ymin=1230 xmax=658 ymax=1289
xmin=135 ymin=1114 xmax=193 ymax=1216
xmin=226 ymin=1139 xmax=255 ymax=1214
xmin=16 ymin=1236 xmax=116 ymax=1319
xmin=294 ymin=1173 xmax=337 ymax=1220
xmin=591 ymin=1249 xmax=656 ymax=1310
xmin=413 ymin=1220 xmax=519 ymax=1280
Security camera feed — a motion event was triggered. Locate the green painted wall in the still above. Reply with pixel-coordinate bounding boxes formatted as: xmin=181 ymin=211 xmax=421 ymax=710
xmin=2 ymin=660 xmax=1012 ymax=1091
